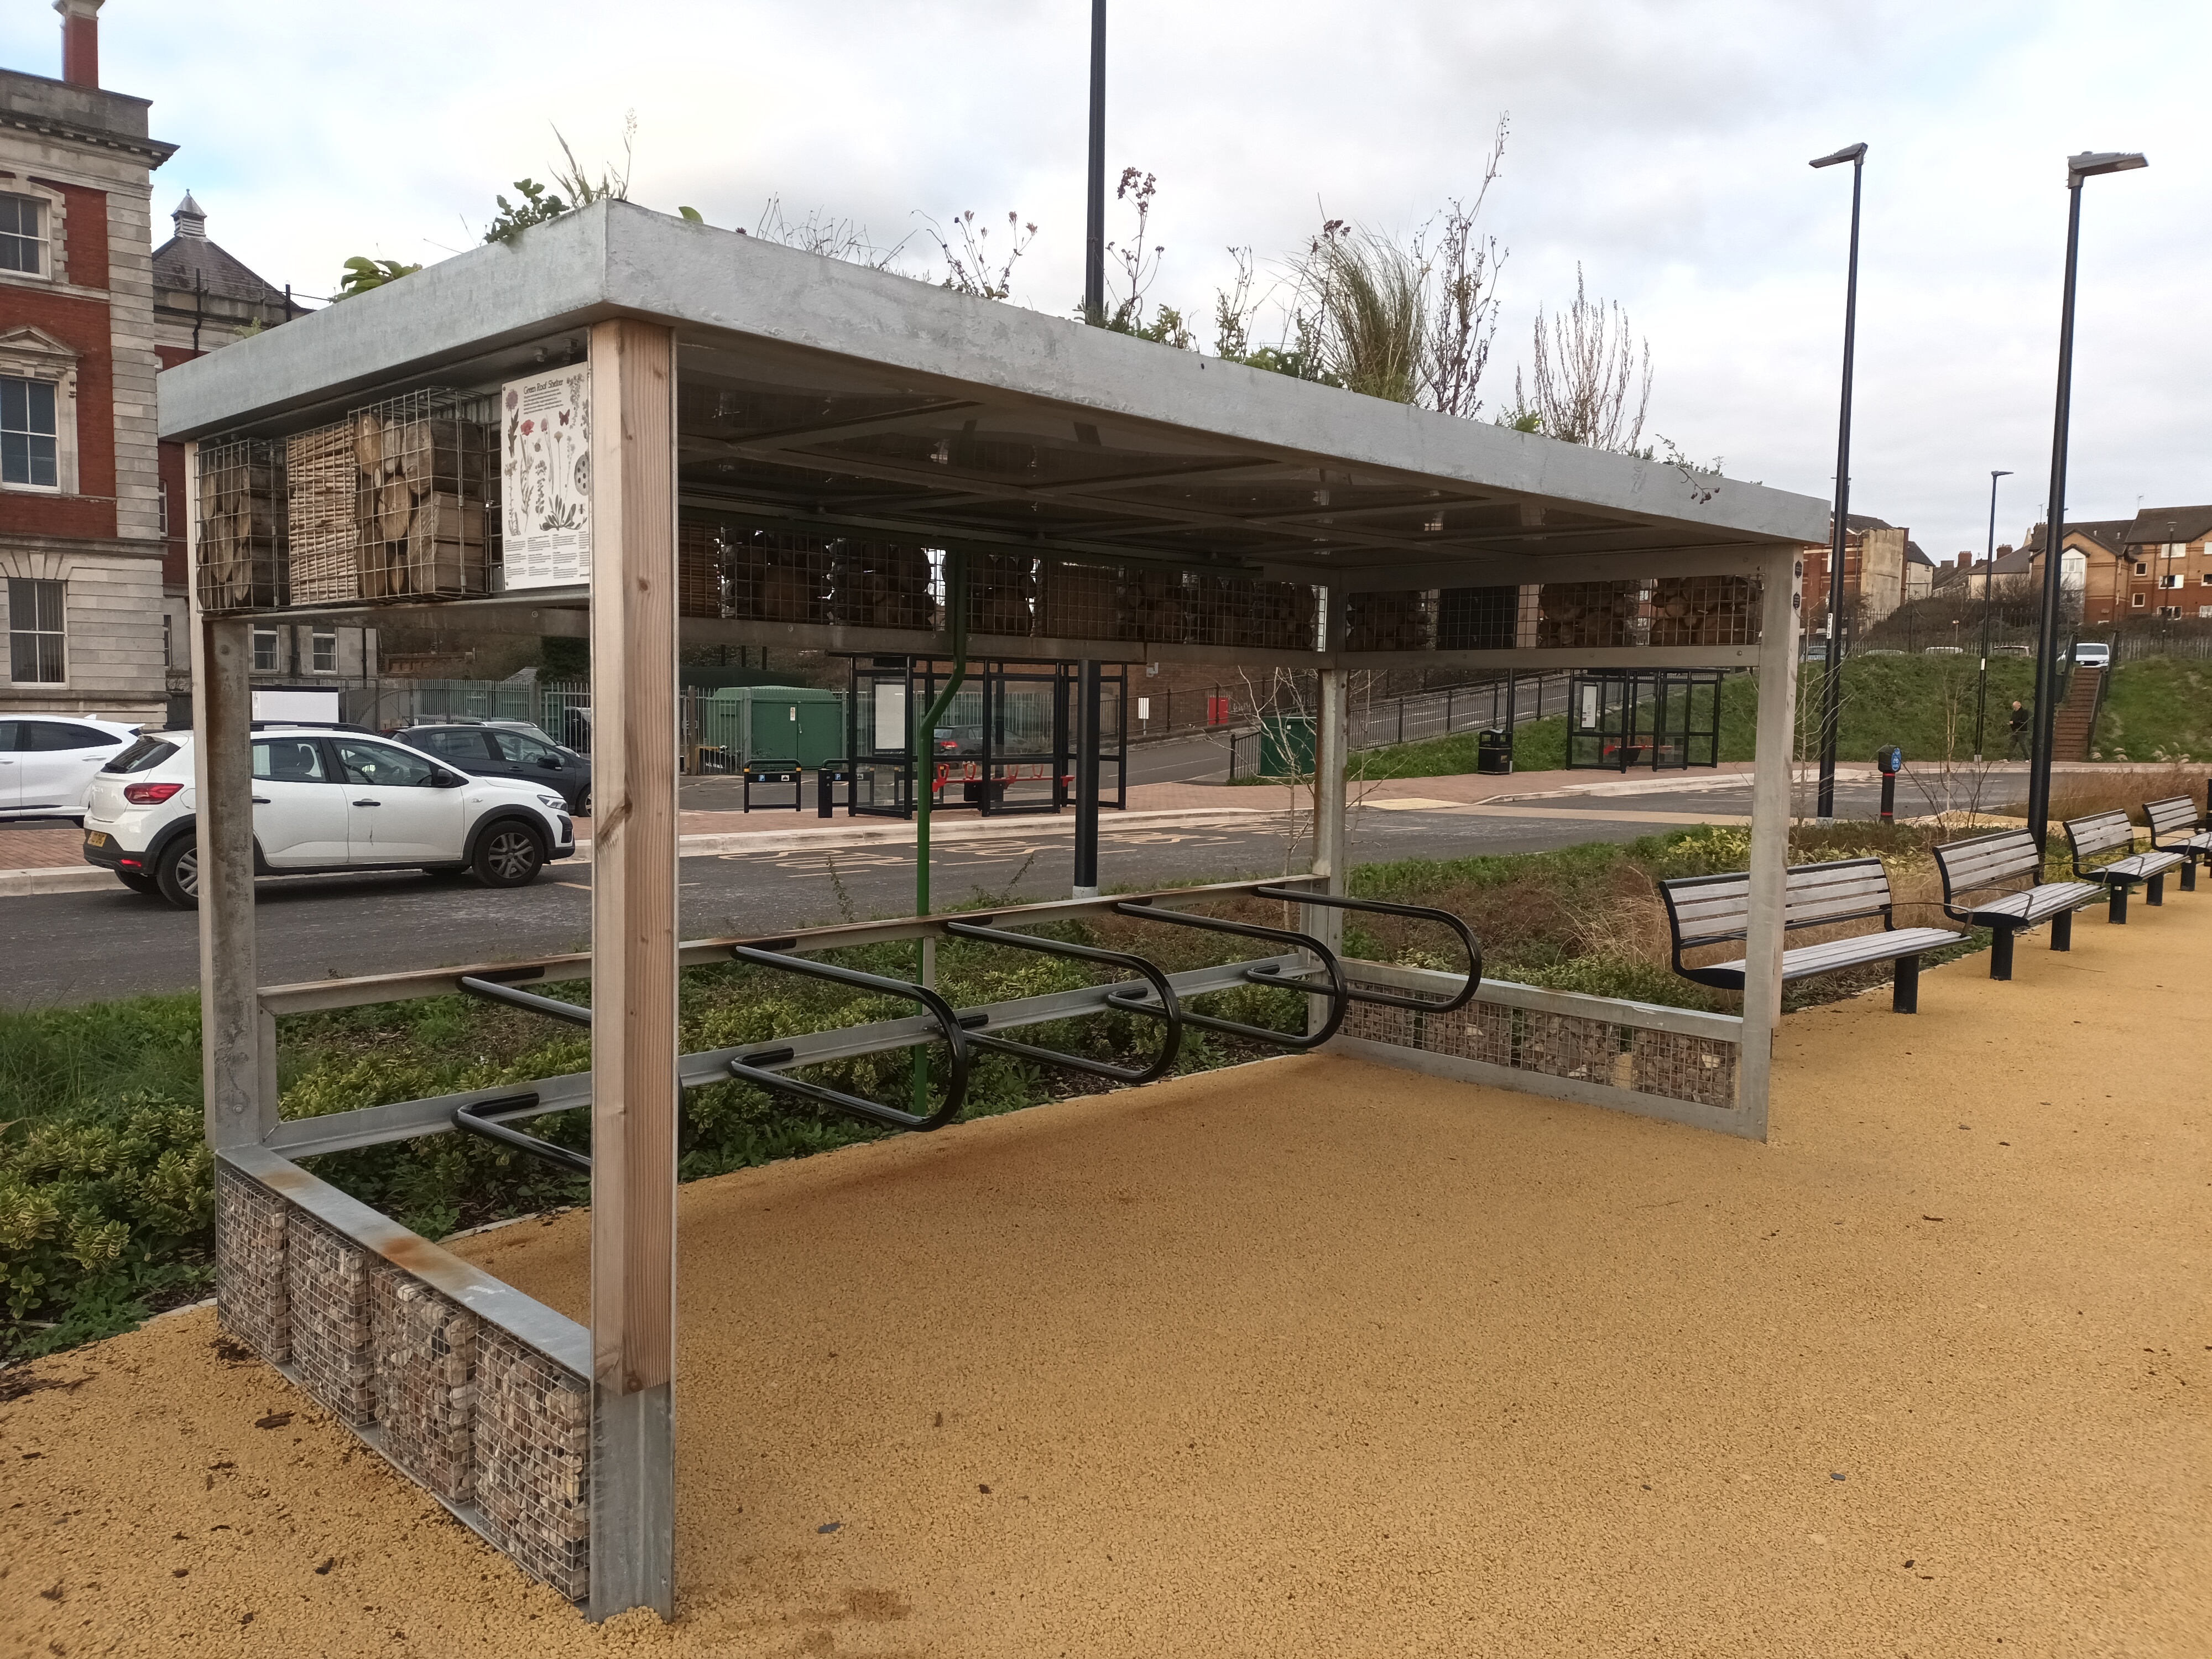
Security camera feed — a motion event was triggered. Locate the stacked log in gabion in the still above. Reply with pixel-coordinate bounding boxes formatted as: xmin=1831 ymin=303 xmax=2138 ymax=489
xmin=1342 ymin=978 xmax=1740 ymax=1112
xmin=213 ymin=1164 xmax=591 ymax=1601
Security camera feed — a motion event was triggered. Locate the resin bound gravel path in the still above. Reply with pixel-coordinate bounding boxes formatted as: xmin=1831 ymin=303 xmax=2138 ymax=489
xmin=6 ymin=898 xmax=2209 ymax=1656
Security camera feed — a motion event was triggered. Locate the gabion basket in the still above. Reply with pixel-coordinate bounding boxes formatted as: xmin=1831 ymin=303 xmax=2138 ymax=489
xmin=285 ymin=420 xmax=359 ymax=605
xmin=352 ymin=389 xmax=495 ymax=601
xmin=194 ymin=436 xmax=285 ymax=612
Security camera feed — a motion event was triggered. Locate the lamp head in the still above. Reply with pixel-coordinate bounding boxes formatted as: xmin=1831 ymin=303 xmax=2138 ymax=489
xmin=1810 ymin=143 xmax=1868 ymax=169
xmin=2068 ymin=150 xmax=2147 ymax=184
xmin=1992 ymin=469 xmax=2012 ymax=480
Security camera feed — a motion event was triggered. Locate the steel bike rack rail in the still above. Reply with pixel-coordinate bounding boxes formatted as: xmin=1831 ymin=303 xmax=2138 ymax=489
xmin=458 ymin=971 xmax=595 ymax=1027
xmin=1107 ymin=900 xmax=1352 ymax=1051
xmin=726 ymin=947 xmax=973 ymax=1131
xmin=1250 ymin=887 xmax=1485 ymax=1013
xmin=451 ymin=1092 xmax=594 ymax=1175
xmin=941 ymin=922 xmax=1183 ymax=1085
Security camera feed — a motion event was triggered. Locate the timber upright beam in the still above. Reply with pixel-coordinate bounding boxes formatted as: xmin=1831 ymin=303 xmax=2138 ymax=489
xmin=189 ymin=441 xmax=274 ymax=1152
xmin=1734 ymin=550 xmax=1804 ymax=1138
xmin=586 ymin=319 xmax=680 ymax=1621
xmin=1306 ymin=655 xmax=1350 ymax=1036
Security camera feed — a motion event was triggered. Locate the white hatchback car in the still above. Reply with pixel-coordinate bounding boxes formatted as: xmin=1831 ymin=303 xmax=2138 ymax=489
xmin=81 ymin=726 xmax=576 ymax=907
xmin=0 ymin=715 xmax=145 ymax=820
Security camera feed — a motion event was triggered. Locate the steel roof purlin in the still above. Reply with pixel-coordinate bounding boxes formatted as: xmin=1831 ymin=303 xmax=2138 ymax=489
xmin=161 ymin=199 xmax=1826 ymax=591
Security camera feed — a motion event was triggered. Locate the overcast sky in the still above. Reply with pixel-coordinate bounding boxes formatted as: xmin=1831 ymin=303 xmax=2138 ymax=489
xmin=11 ymin=1 xmax=2202 ymax=560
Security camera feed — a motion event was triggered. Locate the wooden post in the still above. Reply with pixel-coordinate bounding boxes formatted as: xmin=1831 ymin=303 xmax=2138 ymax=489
xmin=188 ymin=439 xmax=272 ymax=1152
xmin=585 ymin=319 xmax=679 ymax=1622
xmin=1736 ymin=550 xmax=1803 ymax=1139
xmin=1308 ymin=652 xmax=1350 ymax=1037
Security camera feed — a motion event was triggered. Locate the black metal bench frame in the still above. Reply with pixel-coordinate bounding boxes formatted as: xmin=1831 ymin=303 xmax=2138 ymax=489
xmin=2143 ymin=795 xmax=2212 ymax=893
xmin=1659 ymin=858 xmax=1963 ymax=1014
xmin=2063 ymin=808 xmax=2185 ymax=923
xmin=1931 ymin=830 xmax=2105 ymax=980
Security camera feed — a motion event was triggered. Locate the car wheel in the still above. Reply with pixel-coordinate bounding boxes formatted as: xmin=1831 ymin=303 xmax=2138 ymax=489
xmin=116 ymin=869 xmax=158 ymax=895
xmin=574 ymin=786 xmax=589 ymax=818
xmin=471 ymin=822 xmax=545 ymax=888
xmin=155 ymin=837 xmax=200 ymax=909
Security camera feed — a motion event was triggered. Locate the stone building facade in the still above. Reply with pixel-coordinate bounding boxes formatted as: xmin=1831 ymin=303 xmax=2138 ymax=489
xmin=0 ymin=1 xmax=174 ymax=722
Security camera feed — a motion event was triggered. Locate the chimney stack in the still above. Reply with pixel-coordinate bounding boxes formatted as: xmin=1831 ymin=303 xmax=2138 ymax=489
xmin=1955 ymin=552 xmax=1972 ymax=569
xmin=56 ymin=0 xmax=102 ymax=89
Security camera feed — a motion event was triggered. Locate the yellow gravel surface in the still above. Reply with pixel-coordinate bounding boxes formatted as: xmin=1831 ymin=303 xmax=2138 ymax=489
xmin=6 ymin=898 xmax=2209 ymax=1656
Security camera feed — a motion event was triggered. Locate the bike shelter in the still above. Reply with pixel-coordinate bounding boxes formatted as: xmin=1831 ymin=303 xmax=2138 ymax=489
xmin=161 ymin=200 xmax=1824 ymax=1620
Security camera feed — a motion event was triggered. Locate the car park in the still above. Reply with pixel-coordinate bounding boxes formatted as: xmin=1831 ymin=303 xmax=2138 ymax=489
xmin=403 ymin=720 xmax=591 ymax=814
xmin=0 ymin=715 xmax=144 ymax=820
xmin=80 ymin=726 xmax=575 ymax=906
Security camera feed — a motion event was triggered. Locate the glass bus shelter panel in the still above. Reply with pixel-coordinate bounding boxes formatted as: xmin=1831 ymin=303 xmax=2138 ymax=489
xmin=1566 ymin=670 xmax=1725 ymax=773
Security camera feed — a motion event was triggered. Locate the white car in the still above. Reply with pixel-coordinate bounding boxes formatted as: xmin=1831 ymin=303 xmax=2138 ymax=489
xmin=81 ymin=726 xmax=576 ymax=907
xmin=0 ymin=715 xmax=144 ymax=820
xmin=2071 ymin=641 xmax=2112 ymax=669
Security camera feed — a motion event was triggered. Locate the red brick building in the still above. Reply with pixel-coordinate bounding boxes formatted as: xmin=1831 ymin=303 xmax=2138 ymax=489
xmin=1 ymin=0 xmax=175 ymax=721
xmin=2116 ymin=505 xmax=2212 ymax=623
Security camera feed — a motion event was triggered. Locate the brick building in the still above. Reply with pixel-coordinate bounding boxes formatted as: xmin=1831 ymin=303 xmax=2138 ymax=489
xmin=2116 ymin=504 xmax=2212 ymax=622
xmin=1799 ymin=514 xmax=1929 ymax=633
xmin=0 ymin=0 xmax=174 ymax=722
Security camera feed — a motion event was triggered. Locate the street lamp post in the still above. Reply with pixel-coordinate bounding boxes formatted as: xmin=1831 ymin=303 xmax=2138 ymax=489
xmin=2027 ymin=149 xmax=2147 ymax=849
xmin=1082 ymin=0 xmax=1106 ymax=328
xmin=1974 ymin=468 xmax=2011 ymax=761
xmin=1810 ymin=142 xmax=1867 ymax=823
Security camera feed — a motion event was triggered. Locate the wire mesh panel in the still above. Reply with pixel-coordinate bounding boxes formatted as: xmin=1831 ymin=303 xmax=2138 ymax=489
xmin=831 ymin=539 xmax=935 ymax=630
xmin=214 ymin=1164 xmax=289 ymax=1362
xmin=1630 ymin=1026 xmax=1737 ymax=1109
xmin=194 ymin=437 xmax=285 ymax=611
xmin=285 ymin=420 xmax=358 ymax=604
xmin=1118 ymin=565 xmax=1190 ymax=642
xmin=475 ymin=1329 xmax=591 ymax=1603
xmin=1343 ymin=589 xmax=1433 ymax=653
xmin=968 ymin=552 xmax=1039 ymax=636
xmin=1040 ymin=559 xmax=1127 ymax=640
xmin=370 ymin=1264 xmax=479 ymax=1504
xmin=1516 ymin=1006 xmax=1627 ymax=1083
xmin=1647 ymin=575 xmax=1760 ymax=648
xmin=352 ymin=389 xmax=495 ymax=601
xmin=1189 ymin=574 xmax=1321 ymax=651
xmin=1536 ymin=581 xmax=1642 ymax=649
xmin=726 ymin=529 xmax=832 ymax=624
xmin=1436 ymin=586 xmax=1521 ymax=651
xmin=677 ymin=520 xmax=729 ymax=619
xmin=285 ymin=1210 xmax=375 ymax=1426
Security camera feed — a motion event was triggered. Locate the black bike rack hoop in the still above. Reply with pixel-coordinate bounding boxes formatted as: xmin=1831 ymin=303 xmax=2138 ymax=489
xmin=1250 ymin=885 xmax=1484 ymax=1013
xmin=1105 ymin=900 xmax=1350 ymax=1051
xmin=451 ymin=1092 xmax=593 ymax=1175
xmin=458 ymin=972 xmax=594 ymax=1027
xmin=726 ymin=946 xmax=972 ymax=1132
xmin=942 ymin=920 xmax=1183 ymax=1085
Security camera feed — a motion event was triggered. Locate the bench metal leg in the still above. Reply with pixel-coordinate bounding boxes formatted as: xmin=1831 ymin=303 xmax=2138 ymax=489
xmin=1989 ymin=926 xmax=2015 ymax=981
xmin=2052 ymin=909 xmax=2073 ymax=951
xmin=2148 ymin=873 xmax=2166 ymax=907
xmin=2108 ymin=882 xmax=2129 ymax=924
xmin=1892 ymin=953 xmax=1920 ymax=1013
xmin=2183 ymin=857 xmax=2198 ymax=894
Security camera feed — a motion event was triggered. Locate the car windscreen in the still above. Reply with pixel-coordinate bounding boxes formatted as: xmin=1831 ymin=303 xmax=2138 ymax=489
xmin=102 ymin=737 xmax=178 ymax=774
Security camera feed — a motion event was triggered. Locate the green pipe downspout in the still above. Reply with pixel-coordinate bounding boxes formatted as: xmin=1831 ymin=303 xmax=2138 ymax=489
xmin=911 ymin=552 xmax=968 ymax=1108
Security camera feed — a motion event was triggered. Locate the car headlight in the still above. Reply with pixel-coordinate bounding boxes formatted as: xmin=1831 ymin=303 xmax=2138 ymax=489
xmin=536 ymin=794 xmax=566 ymax=811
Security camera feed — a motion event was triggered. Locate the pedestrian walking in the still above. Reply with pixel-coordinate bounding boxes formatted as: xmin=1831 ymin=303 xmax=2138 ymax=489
xmin=2007 ymin=699 xmax=2031 ymax=760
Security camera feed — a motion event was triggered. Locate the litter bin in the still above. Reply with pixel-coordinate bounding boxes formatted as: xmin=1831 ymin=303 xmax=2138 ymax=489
xmin=1475 ymin=728 xmax=1513 ymax=775
xmin=1258 ymin=714 xmax=1316 ymax=779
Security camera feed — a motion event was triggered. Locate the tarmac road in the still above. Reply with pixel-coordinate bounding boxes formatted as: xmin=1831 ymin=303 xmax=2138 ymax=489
xmin=6 ymin=779 xmax=1893 ymax=1008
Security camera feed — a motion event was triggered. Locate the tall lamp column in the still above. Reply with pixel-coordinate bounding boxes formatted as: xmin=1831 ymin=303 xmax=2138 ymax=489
xmin=1809 ymin=142 xmax=1867 ymax=822
xmin=2027 ymin=149 xmax=2147 ymax=848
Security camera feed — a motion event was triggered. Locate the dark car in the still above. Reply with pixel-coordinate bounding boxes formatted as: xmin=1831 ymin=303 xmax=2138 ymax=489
xmin=404 ymin=722 xmax=590 ymax=815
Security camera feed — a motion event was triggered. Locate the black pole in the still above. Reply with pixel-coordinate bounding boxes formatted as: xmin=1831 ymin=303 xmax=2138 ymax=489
xmin=1813 ymin=144 xmax=1867 ymax=822
xmin=1083 ymin=0 xmax=1106 ymax=327
xmin=1072 ymin=659 xmax=1102 ymax=896
xmin=2028 ymin=182 xmax=2086 ymax=851
xmin=1974 ymin=469 xmax=2008 ymax=761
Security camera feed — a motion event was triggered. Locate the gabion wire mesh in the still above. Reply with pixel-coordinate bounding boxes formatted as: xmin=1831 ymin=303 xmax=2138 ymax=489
xmin=474 ymin=1331 xmax=591 ymax=1602
xmin=1343 ymin=589 xmax=1434 ymax=653
xmin=352 ymin=389 xmax=495 ymax=601
xmin=1342 ymin=577 xmax=1765 ymax=654
xmin=1647 ymin=575 xmax=1760 ymax=648
xmin=371 ymin=1264 xmax=479 ymax=1503
xmin=214 ymin=1165 xmax=289 ymax=1362
xmin=1342 ymin=977 xmax=1739 ymax=1110
xmin=285 ymin=1211 xmax=375 ymax=1426
xmin=285 ymin=421 xmax=358 ymax=604
xmin=194 ymin=437 xmax=286 ymax=611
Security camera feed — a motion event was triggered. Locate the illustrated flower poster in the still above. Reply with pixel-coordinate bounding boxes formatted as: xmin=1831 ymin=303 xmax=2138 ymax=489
xmin=500 ymin=366 xmax=592 ymax=588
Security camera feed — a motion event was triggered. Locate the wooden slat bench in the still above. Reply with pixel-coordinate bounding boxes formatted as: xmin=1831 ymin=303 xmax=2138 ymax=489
xmin=2143 ymin=795 xmax=2212 ymax=892
xmin=1931 ymin=828 xmax=2104 ymax=979
xmin=2063 ymin=808 xmax=2185 ymax=923
xmin=1660 ymin=858 xmax=1963 ymax=1014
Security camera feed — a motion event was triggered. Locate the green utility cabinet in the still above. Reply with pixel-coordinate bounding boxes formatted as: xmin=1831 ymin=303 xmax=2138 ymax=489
xmin=706 ymin=685 xmax=846 ymax=768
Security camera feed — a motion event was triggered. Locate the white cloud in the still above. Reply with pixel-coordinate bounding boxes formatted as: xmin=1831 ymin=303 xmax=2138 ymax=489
xmin=8 ymin=0 xmax=2202 ymax=556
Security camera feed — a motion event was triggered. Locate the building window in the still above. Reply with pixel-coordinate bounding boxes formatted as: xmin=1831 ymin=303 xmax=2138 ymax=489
xmin=2131 ymin=593 xmax=2146 ymax=608
xmin=2135 ymin=561 xmax=2148 ymax=576
xmin=2161 ymin=572 xmax=2182 ymax=588
xmin=0 ymin=194 xmax=45 ymax=276
xmin=252 ymin=625 xmax=280 ymax=673
xmin=2158 ymin=605 xmax=2182 ymax=620
xmin=2200 ymin=606 xmax=2212 ymax=619
xmin=7 ymin=577 xmax=65 ymax=683
xmin=158 ymin=479 xmax=169 ymax=536
xmin=311 ymin=627 xmax=337 ymax=674
xmin=163 ymin=613 xmax=172 ymax=669
xmin=1 ymin=375 xmax=59 ymax=488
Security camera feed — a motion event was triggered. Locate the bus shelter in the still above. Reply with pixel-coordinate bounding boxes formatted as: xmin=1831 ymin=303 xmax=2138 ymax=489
xmin=160 ymin=200 xmax=1823 ymax=1621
